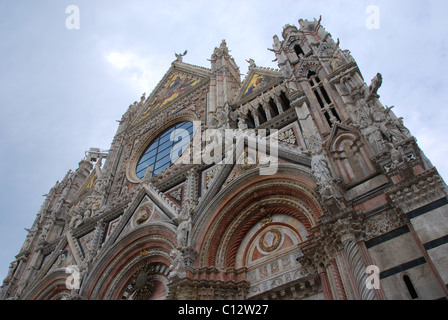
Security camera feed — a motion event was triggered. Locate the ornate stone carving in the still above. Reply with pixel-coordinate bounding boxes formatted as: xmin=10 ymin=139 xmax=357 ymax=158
xmin=278 ymin=128 xmax=297 ymax=145
xmin=169 ymin=248 xmax=186 ymax=280
xmin=311 ymin=149 xmax=332 ymax=183
xmin=169 ymin=188 xmax=183 ymax=202
xmin=128 ymin=261 xmax=157 ymax=300
xmin=387 ymin=169 xmax=447 ymax=213
xmin=363 ymin=209 xmax=407 ymax=240
xmin=168 ymin=278 xmax=249 ymax=300
xmin=366 ymin=73 xmax=382 ymax=100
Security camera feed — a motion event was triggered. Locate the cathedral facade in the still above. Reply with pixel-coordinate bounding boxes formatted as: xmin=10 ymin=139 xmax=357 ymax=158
xmin=2 ymin=17 xmax=448 ymax=300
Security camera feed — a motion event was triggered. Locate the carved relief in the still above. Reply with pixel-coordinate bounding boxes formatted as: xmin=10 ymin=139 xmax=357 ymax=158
xmin=387 ymin=169 xmax=447 ymax=213
xmin=259 ymin=229 xmax=282 ymax=252
xmin=363 ymin=209 xmax=407 ymax=240
xmin=278 ymin=128 xmax=297 ymax=145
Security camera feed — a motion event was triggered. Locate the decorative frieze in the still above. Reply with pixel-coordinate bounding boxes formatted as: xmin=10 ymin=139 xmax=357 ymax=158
xmin=246 ymin=248 xmax=307 ymax=298
xmin=387 ymin=168 xmax=447 ymax=213
xmin=167 ymin=278 xmax=249 ymax=300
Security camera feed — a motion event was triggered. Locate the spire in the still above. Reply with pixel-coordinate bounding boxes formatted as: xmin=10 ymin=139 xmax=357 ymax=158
xmin=208 ymin=39 xmax=241 ymax=125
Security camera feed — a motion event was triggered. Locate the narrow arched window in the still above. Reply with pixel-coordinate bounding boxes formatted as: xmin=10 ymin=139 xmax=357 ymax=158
xmin=257 ymin=104 xmax=267 ymax=123
xmin=269 ymin=98 xmax=279 ymax=117
xmin=294 ymin=44 xmax=304 ymax=58
xmin=403 ymin=275 xmax=419 ymax=299
xmin=307 ymin=70 xmax=341 ymax=128
xmin=279 ymin=91 xmax=291 ymax=111
xmin=245 ymin=112 xmax=256 ymax=129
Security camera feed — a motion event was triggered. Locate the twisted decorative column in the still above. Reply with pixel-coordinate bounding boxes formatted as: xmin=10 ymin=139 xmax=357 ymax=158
xmin=330 ymin=259 xmax=347 ymax=300
xmin=319 ymin=271 xmax=333 ymax=300
xmin=341 ymin=233 xmax=376 ymax=300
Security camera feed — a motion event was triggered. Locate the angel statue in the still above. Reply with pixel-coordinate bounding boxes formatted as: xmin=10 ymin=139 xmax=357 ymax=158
xmin=175 ymin=50 xmax=188 ymax=62
xmin=246 ymin=58 xmax=256 ymax=68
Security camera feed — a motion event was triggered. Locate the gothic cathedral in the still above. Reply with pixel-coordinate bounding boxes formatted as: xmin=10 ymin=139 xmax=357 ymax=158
xmin=2 ymin=17 xmax=448 ymax=300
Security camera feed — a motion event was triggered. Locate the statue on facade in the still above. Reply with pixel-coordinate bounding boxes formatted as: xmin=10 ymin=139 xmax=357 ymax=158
xmin=359 ymin=115 xmax=383 ymax=153
xmin=21 ymin=228 xmax=35 ymax=252
xmin=4 ymin=260 xmax=18 ymax=283
xmin=56 ymin=249 xmax=68 ymax=267
xmin=368 ymin=73 xmax=382 ymax=96
xmin=68 ymin=204 xmax=84 ymax=229
xmin=169 ymin=248 xmax=186 ymax=279
xmin=212 ymin=104 xmax=230 ymax=129
xmin=330 ymin=50 xmax=344 ymax=71
xmin=318 ymin=178 xmax=344 ymax=201
xmin=246 ymin=58 xmax=256 ymax=68
xmin=387 ymin=143 xmax=403 ymax=170
xmin=39 ymin=218 xmax=53 ymax=242
xmin=237 ymin=113 xmax=248 ymax=130
xmin=383 ymin=108 xmax=411 ymax=143
xmin=174 ymin=207 xmax=192 ymax=248
xmin=175 ymin=50 xmax=188 ymax=62
xmin=143 ymin=166 xmax=152 ymax=182
xmin=311 ymin=149 xmax=333 ymax=182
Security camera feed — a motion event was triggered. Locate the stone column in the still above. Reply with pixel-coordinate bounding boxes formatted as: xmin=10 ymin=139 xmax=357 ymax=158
xmin=341 ymin=233 xmax=376 ymax=300
xmin=250 ymin=108 xmax=260 ymax=127
xmin=262 ymin=103 xmax=272 ymax=121
xmin=319 ymin=271 xmax=333 ymax=300
xmin=274 ymin=96 xmax=284 ymax=114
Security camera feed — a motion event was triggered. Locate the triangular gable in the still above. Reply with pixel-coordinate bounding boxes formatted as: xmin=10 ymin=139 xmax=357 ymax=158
xmin=47 ymin=243 xmax=76 ymax=271
xmin=103 ymin=184 xmax=178 ymax=245
xmin=118 ymin=194 xmax=172 ymax=239
xmin=236 ymin=66 xmax=283 ymax=104
xmin=134 ymin=61 xmax=210 ymax=124
xmin=323 ymin=123 xmax=361 ymax=152
xmin=77 ymin=229 xmax=95 ymax=257
xmin=164 ymin=184 xmax=185 ymax=208
xmin=195 ymin=138 xmax=312 ymax=215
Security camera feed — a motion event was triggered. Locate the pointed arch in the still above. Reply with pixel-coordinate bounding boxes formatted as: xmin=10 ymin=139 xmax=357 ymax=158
xmin=22 ymin=269 xmax=72 ymax=300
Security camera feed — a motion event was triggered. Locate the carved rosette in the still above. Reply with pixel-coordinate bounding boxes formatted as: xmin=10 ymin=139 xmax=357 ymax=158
xmin=128 ymin=261 xmax=157 ymax=300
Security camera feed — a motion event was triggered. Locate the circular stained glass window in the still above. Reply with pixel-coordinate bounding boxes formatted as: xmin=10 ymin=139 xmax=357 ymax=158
xmin=136 ymin=121 xmax=194 ymax=179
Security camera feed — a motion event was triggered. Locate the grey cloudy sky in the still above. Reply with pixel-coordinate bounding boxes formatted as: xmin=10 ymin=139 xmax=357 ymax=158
xmin=0 ymin=0 xmax=447 ymax=282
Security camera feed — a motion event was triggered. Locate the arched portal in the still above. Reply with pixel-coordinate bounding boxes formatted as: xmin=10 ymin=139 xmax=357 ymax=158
xmin=24 ymin=269 xmax=73 ymax=300
xmin=193 ymin=164 xmax=324 ymax=299
xmin=81 ymin=222 xmax=176 ymax=300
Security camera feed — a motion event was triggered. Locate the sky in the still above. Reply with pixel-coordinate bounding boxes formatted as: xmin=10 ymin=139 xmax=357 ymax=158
xmin=0 ymin=0 xmax=447 ymax=283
